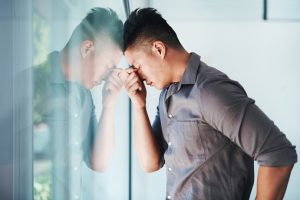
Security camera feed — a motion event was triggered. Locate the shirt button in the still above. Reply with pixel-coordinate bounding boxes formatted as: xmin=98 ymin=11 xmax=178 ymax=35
xmin=167 ymin=195 xmax=172 ymax=199
xmin=168 ymin=141 xmax=172 ymax=146
xmin=168 ymin=167 xmax=172 ymax=171
xmin=74 ymin=113 xmax=79 ymax=118
xmin=168 ymin=114 xmax=173 ymax=118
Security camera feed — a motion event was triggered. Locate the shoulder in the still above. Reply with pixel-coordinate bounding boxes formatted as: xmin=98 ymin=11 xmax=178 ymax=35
xmin=195 ymin=62 xmax=250 ymax=106
xmin=196 ymin=61 xmax=229 ymax=89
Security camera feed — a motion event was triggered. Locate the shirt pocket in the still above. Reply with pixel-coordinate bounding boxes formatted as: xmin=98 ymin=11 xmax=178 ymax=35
xmin=167 ymin=120 xmax=206 ymax=167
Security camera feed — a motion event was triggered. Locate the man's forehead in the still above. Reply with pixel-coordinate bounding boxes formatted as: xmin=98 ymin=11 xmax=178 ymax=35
xmin=125 ymin=47 xmax=145 ymax=57
xmin=124 ymin=49 xmax=136 ymax=66
xmin=94 ymin=35 xmax=121 ymax=51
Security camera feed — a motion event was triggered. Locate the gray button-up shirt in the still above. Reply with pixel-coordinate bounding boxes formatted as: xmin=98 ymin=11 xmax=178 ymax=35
xmin=152 ymin=52 xmax=297 ymax=200
xmin=33 ymin=51 xmax=97 ymax=199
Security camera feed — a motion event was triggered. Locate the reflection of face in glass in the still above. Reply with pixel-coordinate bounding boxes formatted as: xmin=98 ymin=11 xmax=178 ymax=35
xmin=80 ymin=40 xmax=123 ymax=89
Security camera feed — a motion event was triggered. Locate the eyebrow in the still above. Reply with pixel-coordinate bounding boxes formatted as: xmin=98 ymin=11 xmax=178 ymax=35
xmin=131 ymin=60 xmax=138 ymax=68
xmin=132 ymin=60 xmax=136 ymax=67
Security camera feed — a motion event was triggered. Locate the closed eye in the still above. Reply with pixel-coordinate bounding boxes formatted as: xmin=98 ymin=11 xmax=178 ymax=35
xmin=130 ymin=65 xmax=142 ymax=72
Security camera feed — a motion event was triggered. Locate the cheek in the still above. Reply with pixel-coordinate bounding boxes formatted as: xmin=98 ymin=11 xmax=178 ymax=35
xmin=93 ymin=57 xmax=106 ymax=75
xmin=92 ymin=67 xmax=104 ymax=81
xmin=81 ymin=71 xmax=92 ymax=88
xmin=83 ymin=58 xmax=97 ymax=77
xmin=150 ymin=64 xmax=162 ymax=78
xmin=82 ymin=65 xmax=97 ymax=83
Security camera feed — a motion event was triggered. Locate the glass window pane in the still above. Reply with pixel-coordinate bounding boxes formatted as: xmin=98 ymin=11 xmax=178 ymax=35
xmin=32 ymin=1 xmax=129 ymax=199
xmin=132 ymin=87 xmax=166 ymax=200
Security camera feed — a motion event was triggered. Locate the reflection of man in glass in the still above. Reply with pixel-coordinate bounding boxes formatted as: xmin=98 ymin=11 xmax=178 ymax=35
xmin=33 ymin=7 xmax=123 ymax=199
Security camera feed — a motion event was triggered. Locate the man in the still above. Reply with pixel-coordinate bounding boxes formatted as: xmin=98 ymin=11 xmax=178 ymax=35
xmin=32 ymin=7 xmax=123 ymax=199
xmin=123 ymin=8 xmax=297 ymax=200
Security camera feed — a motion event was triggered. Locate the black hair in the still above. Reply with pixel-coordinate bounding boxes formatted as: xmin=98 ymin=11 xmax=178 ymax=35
xmin=65 ymin=7 xmax=123 ymax=50
xmin=123 ymin=8 xmax=183 ymax=51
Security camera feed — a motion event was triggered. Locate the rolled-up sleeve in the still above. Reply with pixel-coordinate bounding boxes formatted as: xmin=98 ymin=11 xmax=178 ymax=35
xmin=152 ymin=106 xmax=168 ymax=168
xmin=199 ymin=79 xmax=297 ymax=166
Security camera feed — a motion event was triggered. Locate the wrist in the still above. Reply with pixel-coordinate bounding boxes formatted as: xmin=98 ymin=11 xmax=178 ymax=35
xmin=102 ymin=100 xmax=117 ymax=109
xmin=133 ymin=104 xmax=146 ymax=111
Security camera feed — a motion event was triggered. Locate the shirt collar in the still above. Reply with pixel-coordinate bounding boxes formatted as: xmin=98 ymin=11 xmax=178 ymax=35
xmin=48 ymin=51 xmax=66 ymax=84
xmin=177 ymin=52 xmax=201 ymax=90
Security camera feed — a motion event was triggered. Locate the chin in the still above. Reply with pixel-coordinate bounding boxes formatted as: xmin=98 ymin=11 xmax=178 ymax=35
xmin=159 ymin=83 xmax=171 ymax=90
xmin=154 ymin=84 xmax=164 ymax=90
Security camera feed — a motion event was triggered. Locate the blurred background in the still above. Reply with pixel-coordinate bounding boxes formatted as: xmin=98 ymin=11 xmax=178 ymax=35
xmin=0 ymin=0 xmax=299 ymax=199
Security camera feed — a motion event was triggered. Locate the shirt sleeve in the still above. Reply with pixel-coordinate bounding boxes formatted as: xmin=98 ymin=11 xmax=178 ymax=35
xmin=152 ymin=106 xmax=168 ymax=168
xmin=199 ymin=79 xmax=297 ymax=167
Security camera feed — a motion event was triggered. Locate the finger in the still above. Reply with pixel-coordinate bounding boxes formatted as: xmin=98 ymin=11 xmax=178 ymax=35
xmin=127 ymin=77 xmax=143 ymax=92
xmin=112 ymin=68 xmax=123 ymax=73
xmin=106 ymin=76 xmax=120 ymax=87
xmin=125 ymin=67 xmax=138 ymax=74
xmin=125 ymin=78 xmax=138 ymax=90
xmin=126 ymin=75 xmax=143 ymax=91
xmin=105 ymin=78 xmax=121 ymax=91
xmin=118 ymin=70 xmax=130 ymax=82
xmin=112 ymin=68 xmax=124 ymax=77
xmin=111 ymin=72 xmax=123 ymax=86
xmin=128 ymin=83 xmax=141 ymax=94
xmin=128 ymin=77 xmax=141 ymax=87
xmin=127 ymin=81 xmax=144 ymax=91
xmin=106 ymin=73 xmax=122 ymax=89
xmin=125 ymin=79 xmax=141 ymax=92
xmin=125 ymin=72 xmax=139 ymax=85
xmin=109 ymin=71 xmax=124 ymax=84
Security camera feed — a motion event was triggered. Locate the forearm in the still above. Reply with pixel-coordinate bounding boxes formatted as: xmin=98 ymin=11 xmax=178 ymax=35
xmin=133 ymin=106 xmax=161 ymax=172
xmin=256 ymin=165 xmax=293 ymax=200
xmin=90 ymin=106 xmax=116 ymax=171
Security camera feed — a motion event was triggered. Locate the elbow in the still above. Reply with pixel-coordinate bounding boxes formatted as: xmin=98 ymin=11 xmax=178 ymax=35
xmin=142 ymin=165 xmax=160 ymax=173
xmin=87 ymin=154 xmax=110 ymax=172
xmin=140 ymin=160 xmax=161 ymax=173
xmin=89 ymin=161 xmax=109 ymax=172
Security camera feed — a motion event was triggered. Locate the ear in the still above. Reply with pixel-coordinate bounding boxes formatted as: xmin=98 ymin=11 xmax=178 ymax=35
xmin=151 ymin=41 xmax=166 ymax=59
xmin=80 ymin=40 xmax=95 ymax=59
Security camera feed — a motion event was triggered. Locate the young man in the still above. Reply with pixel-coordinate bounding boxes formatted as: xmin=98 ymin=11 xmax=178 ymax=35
xmin=123 ymin=8 xmax=297 ymax=200
xmin=32 ymin=7 xmax=123 ymax=199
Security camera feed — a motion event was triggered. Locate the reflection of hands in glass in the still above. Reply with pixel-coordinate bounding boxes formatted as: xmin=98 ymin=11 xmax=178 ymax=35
xmin=91 ymin=68 xmax=149 ymax=172
xmin=124 ymin=68 xmax=146 ymax=108
xmin=91 ymin=68 xmax=124 ymax=172
xmin=102 ymin=68 xmax=123 ymax=108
